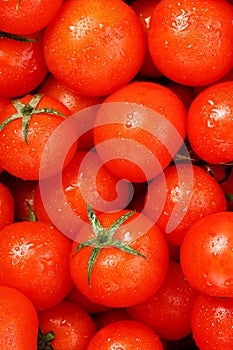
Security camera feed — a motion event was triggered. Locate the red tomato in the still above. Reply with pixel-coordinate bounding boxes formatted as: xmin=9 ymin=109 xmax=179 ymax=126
xmin=166 ymin=81 xmax=196 ymax=111
xmin=0 ymin=32 xmax=48 ymax=98
xmin=0 ymin=94 xmax=75 ymax=180
xmin=0 ymin=285 xmax=38 ymax=350
xmin=187 ymin=81 xmax=233 ymax=164
xmin=87 ymin=320 xmax=164 ymax=350
xmin=148 ymin=0 xmax=233 ymax=86
xmin=180 ymin=211 xmax=233 ymax=298
xmin=0 ymin=221 xmax=73 ymax=310
xmin=93 ymin=81 xmax=187 ymax=182
xmin=130 ymin=0 xmax=162 ymax=78
xmin=70 ymin=209 xmax=169 ymax=308
xmin=191 ymin=293 xmax=233 ymax=350
xmin=43 ymin=0 xmax=146 ymax=96
xmin=145 ymin=164 xmax=227 ymax=246
xmin=38 ymin=300 xmax=96 ymax=350
xmin=0 ymin=0 xmax=63 ymax=35
xmin=127 ymin=260 xmax=199 ymax=341
xmin=0 ymin=181 xmax=14 ymax=230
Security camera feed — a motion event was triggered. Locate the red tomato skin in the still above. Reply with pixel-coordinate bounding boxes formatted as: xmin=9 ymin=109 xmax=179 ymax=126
xmin=94 ymin=81 xmax=187 ymax=182
xmin=0 ymin=0 xmax=63 ymax=35
xmin=70 ymin=211 xmax=169 ymax=308
xmin=0 ymin=221 xmax=73 ymax=310
xmin=148 ymin=0 xmax=233 ymax=86
xmin=187 ymin=81 xmax=233 ymax=164
xmin=0 ymin=285 xmax=38 ymax=350
xmin=0 ymin=32 xmax=48 ymax=98
xmin=38 ymin=300 xmax=96 ymax=350
xmin=87 ymin=320 xmax=164 ymax=350
xmin=191 ymin=293 xmax=233 ymax=350
xmin=127 ymin=260 xmax=199 ymax=341
xmin=0 ymin=182 xmax=14 ymax=230
xmin=180 ymin=211 xmax=233 ymax=298
xmin=43 ymin=0 xmax=146 ymax=96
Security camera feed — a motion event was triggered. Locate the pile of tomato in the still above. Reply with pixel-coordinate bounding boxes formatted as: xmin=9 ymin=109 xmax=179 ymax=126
xmin=0 ymin=0 xmax=233 ymax=349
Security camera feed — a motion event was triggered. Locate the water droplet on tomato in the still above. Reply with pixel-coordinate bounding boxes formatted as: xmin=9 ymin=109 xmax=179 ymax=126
xmin=224 ymin=278 xmax=233 ymax=287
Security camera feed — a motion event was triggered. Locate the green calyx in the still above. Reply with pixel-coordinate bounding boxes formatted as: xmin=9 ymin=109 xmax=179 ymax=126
xmin=226 ymin=194 xmax=233 ymax=202
xmin=16 ymin=0 xmax=21 ymax=10
xmin=73 ymin=204 xmax=147 ymax=286
xmin=0 ymin=94 xmax=67 ymax=144
xmin=0 ymin=31 xmax=37 ymax=42
xmin=37 ymin=327 xmax=55 ymax=350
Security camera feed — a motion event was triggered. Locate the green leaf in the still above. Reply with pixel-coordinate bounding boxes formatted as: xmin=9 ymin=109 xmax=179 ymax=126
xmin=87 ymin=247 xmax=101 ymax=285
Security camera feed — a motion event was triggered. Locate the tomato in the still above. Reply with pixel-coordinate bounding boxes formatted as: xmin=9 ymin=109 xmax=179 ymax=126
xmin=0 ymin=220 xmax=73 ymax=310
xmin=127 ymin=260 xmax=199 ymax=341
xmin=191 ymin=293 xmax=233 ymax=350
xmin=43 ymin=0 xmax=146 ymax=96
xmin=130 ymin=0 xmax=162 ymax=78
xmin=148 ymin=0 xmax=233 ymax=86
xmin=0 ymin=0 xmax=63 ymax=35
xmin=187 ymin=81 xmax=233 ymax=164
xmin=145 ymin=164 xmax=227 ymax=246
xmin=38 ymin=300 xmax=96 ymax=350
xmin=0 ymin=181 xmax=14 ymax=229
xmin=0 ymin=93 xmax=76 ymax=180
xmin=70 ymin=208 xmax=169 ymax=308
xmin=0 ymin=32 xmax=48 ymax=98
xmin=93 ymin=81 xmax=187 ymax=182
xmin=180 ymin=211 xmax=233 ymax=298
xmin=166 ymin=81 xmax=196 ymax=111
xmin=0 ymin=285 xmax=38 ymax=350
xmin=87 ymin=320 xmax=164 ymax=350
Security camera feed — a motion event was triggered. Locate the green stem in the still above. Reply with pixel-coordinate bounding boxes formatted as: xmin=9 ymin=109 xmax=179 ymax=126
xmin=37 ymin=327 xmax=55 ymax=350
xmin=0 ymin=31 xmax=37 ymax=42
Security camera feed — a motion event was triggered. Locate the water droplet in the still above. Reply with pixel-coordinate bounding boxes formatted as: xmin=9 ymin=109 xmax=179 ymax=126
xmin=224 ymin=278 xmax=233 ymax=287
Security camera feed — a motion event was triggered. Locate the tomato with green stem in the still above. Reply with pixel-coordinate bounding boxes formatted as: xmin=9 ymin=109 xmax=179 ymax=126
xmin=0 ymin=93 xmax=76 ymax=180
xmin=70 ymin=205 xmax=169 ymax=308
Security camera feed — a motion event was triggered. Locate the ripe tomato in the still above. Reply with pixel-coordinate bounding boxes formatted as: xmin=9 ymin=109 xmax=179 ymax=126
xmin=180 ymin=211 xmax=233 ymax=298
xmin=0 ymin=0 xmax=63 ymax=35
xmin=0 ymin=94 xmax=75 ymax=180
xmin=38 ymin=300 xmax=96 ymax=350
xmin=0 ymin=285 xmax=38 ymax=350
xmin=0 ymin=220 xmax=73 ymax=310
xmin=148 ymin=0 xmax=233 ymax=86
xmin=70 ymin=208 xmax=169 ymax=308
xmin=87 ymin=320 xmax=164 ymax=350
xmin=0 ymin=181 xmax=14 ymax=230
xmin=145 ymin=164 xmax=227 ymax=246
xmin=93 ymin=81 xmax=187 ymax=182
xmin=43 ymin=0 xmax=146 ymax=96
xmin=191 ymin=293 xmax=233 ymax=350
xmin=187 ymin=81 xmax=233 ymax=164
xmin=127 ymin=260 xmax=199 ymax=341
xmin=0 ymin=31 xmax=48 ymax=98
xmin=166 ymin=81 xmax=196 ymax=111
xmin=130 ymin=0 xmax=162 ymax=78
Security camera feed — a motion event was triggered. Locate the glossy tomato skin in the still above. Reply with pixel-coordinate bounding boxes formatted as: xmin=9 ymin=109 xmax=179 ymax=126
xmin=0 ymin=221 xmax=73 ymax=310
xmin=87 ymin=320 xmax=164 ymax=350
xmin=127 ymin=260 xmax=199 ymax=341
xmin=43 ymin=0 xmax=146 ymax=96
xmin=187 ymin=81 xmax=233 ymax=164
xmin=148 ymin=0 xmax=233 ymax=86
xmin=0 ymin=285 xmax=38 ymax=350
xmin=145 ymin=164 xmax=227 ymax=246
xmin=0 ymin=181 xmax=14 ymax=230
xmin=0 ymin=32 xmax=48 ymax=98
xmin=191 ymin=294 xmax=233 ymax=350
xmin=0 ymin=94 xmax=73 ymax=180
xmin=70 ymin=211 xmax=169 ymax=308
xmin=180 ymin=212 xmax=233 ymax=298
xmin=38 ymin=300 xmax=96 ymax=350
xmin=94 ymin=81 xmax=187 ymax=182
xmin=0 ymin=0 xmax=63 ymax=35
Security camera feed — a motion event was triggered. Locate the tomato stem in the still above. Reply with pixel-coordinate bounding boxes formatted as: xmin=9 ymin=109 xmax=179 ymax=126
xmin=0 ymin=31 xmax=37 ymax=42
xmin=73 ymin=204 xmax=147 ymax=286
xmin=37 ymin=327 xmax=55 ymax=350
xmin=0 ymin=94 xmax=67 ymax=144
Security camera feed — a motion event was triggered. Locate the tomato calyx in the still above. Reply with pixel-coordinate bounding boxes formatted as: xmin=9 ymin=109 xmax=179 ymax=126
xmin=0 ymin=94 xmax=67 ymax=144
xmin=73 ymin=205 xmax=147 ymax=286
xmin=16 ymin=0 xmax=21 ymax=10
xmin=0 ymin=31 xmax=37 ymax=42
xmin=37 ymin=327 xmax=55 ymax=350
